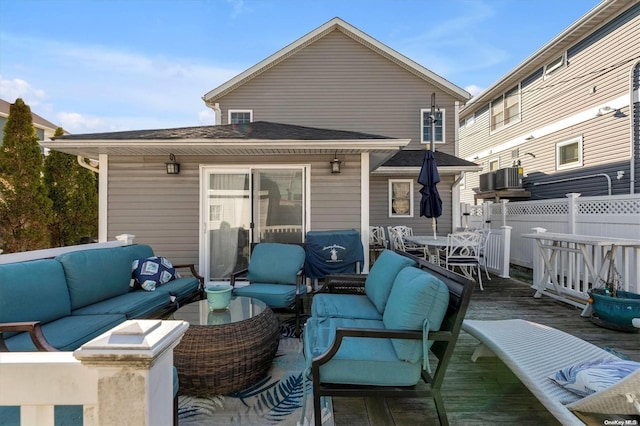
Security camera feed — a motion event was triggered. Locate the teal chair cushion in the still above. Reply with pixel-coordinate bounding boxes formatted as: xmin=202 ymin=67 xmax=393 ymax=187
xmin=4 ymin=314 xmax=126 ymax=351
xmin=382 ymin=267 xmax=450 ymax=363
xmin=155 ymin=276 xmax=200 ymax=302
xmin=56 ymin=247 xmax=133 ymax=310
xmin=365 ymin=250 xmax=416 ymax=314
xmin=0 ymin=260 xmax=71 ymax=328
xmin=246 ymin=243 xmax=305 ymax=285
xmin=311 ymin=293 xmax=382 ymax=320
xmin=303 ymin=317 xmax=422 ymax=386
xmin=71 ymin=289 xmax=169 ymax=318
xmin=233 ymin=283 xmax=306 ymax=308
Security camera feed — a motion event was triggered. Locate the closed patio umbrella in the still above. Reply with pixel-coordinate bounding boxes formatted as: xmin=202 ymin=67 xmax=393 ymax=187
xmin=418 ymin=150 xmax=442 ymax=239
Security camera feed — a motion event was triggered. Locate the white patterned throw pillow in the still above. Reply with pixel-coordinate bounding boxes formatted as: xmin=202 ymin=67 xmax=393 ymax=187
xmin=132 ymin=256 xmax=180 ymax=291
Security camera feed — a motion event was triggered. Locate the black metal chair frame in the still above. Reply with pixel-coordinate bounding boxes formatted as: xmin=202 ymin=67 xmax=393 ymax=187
xmin=309 ymin=251 xmax=475 ymax=426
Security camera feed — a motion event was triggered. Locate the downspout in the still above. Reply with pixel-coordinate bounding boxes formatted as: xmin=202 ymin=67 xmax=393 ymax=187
xmin=206 ymin=102 xmax=222 ymax=125
xmin=77 ymin=156 xmax=99 ymax=173
xmin=630 ymin=60 xmax=639 ymax=194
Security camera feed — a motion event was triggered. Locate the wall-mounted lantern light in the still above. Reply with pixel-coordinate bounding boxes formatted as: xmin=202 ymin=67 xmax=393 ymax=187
xmin=165 ymin=153 xmax=180 ymax=175
xmin=330 ymin=152 xmax=341 ymax=174
xmin=596 ymin=106 xmax=613 ymax=117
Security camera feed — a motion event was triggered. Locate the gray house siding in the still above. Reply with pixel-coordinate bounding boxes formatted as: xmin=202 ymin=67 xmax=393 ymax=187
xmin=369 ymin=174 xmax=454 ymax=237
xmin=459 ymin=3 xmax=639 ymax=204
xmin=106 ymin=154 xmax=362 ymax=265
xmin=217 ymin=31 xmax=459 ymax=157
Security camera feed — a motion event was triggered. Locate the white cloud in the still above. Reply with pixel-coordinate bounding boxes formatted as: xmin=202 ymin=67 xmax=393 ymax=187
xmin=0 ymin=75 xmax=47 ymax=107
xmin=465 ymin=85 xmax=485 ymax=97
xmin=198 ymin=109 xmax=216 ymax=125
xmin=56 ymin=112 xmax=110 ymax=134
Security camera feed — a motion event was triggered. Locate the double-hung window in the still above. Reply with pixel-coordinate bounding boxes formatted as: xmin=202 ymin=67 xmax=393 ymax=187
xmin=421 ymin=109 xmax=445 ymax=144
xmin=490 ymin=85 xmax=520 ymax=132
xmin=229 ymin=110 xmax=253 ymax=124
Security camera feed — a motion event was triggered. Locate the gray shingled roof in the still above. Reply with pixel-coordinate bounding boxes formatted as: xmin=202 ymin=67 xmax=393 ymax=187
xmin=54 ymin=121 xmax=392 ymax=141
xmin=382 ymin=150 xmax=479 ymax=168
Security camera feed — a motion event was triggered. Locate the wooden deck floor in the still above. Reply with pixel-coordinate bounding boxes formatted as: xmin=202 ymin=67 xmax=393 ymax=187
xmin=327 ymin=272 xmax=640 ymax=426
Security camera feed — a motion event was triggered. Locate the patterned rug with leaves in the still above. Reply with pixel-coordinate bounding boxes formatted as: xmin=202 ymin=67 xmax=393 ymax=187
xmin=177 ymin=316 xmax=334 ymax=426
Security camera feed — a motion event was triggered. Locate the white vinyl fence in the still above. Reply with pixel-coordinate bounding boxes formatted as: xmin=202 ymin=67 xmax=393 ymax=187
xmin=463 ymin=193 xmax=640 ymax=303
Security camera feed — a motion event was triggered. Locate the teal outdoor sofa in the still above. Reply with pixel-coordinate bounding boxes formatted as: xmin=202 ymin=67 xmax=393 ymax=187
xmin=304 ymin=250 xmax=475 ymax=425
xmin=0 ymin=244 xmax=202 ymax=352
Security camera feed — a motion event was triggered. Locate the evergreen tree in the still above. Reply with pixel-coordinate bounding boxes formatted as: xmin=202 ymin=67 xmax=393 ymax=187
xmin=0 ymin=98 xmax=52 ymax=252
xmin=44 ymin=127 xmax=98 ymax=246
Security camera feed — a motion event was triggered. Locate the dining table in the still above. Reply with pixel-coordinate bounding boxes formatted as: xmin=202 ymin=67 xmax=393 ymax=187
xmin=404 ymin=235 xmax=450 ymax=265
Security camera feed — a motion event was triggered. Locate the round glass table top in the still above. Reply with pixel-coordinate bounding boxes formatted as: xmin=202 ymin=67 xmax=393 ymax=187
xmin=172 ymin=295 xmax=268 ymax=326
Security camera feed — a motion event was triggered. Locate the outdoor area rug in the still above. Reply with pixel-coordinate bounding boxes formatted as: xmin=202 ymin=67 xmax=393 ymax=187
xmin=177 ymin=316 xmax=334 ymax=426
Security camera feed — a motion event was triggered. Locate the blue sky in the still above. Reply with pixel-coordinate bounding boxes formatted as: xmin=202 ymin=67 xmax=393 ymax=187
xmin=0 ymin=0 xmax=600 ymax=134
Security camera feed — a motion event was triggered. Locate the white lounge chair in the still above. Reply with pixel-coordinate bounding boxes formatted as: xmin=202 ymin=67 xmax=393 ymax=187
xmin=462 ymin=319 xmax=640 ymax=425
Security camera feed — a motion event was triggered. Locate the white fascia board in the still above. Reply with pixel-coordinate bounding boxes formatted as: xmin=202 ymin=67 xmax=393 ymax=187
xmin=373 ymin=165 xmax=482 ymax=175
xmin=41 ymin=138 xmax=411 ymax=156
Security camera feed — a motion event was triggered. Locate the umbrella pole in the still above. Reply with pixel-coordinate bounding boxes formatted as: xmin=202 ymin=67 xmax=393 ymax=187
xmin=432 ymin=218 xmax=437 ymax=239
xmin=430 ymin=92 xmax=438 ymax=240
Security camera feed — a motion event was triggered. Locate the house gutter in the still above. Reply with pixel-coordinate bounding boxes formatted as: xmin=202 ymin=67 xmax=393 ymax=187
xmin=77 ymin=156 xmax=99 ymax=173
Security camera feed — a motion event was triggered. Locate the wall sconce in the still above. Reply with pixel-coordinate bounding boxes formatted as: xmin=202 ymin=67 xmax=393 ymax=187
xmin=165 ymin=153 xmax=180 ymax=175
xmin=330 ymin=152 xmax=341 ymax=173
xmin=525 ymin=134 xmax=535 ymax=140
xmin=596 ymin=106 xmax=613 ymax=117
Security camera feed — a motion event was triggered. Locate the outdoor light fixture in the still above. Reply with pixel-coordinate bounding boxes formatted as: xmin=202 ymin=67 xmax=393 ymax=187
xmin=165 ymin=153 xmax=180 ymax=175
xmin=525 ymin=134 xmax=535 ymax=140
xmin=596 ymin=106 xmax=613 ymax=117
xmin=330 ymin=152 xmax=341 ymax=173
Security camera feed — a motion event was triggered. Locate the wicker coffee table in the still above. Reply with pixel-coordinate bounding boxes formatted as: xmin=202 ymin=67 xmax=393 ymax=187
xmin=171 ymin=296 xmax=280 ymax=395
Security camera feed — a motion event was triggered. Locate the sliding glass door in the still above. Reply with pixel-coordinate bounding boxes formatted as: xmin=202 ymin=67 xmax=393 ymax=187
xmin=202 ymin=166 xmax=305 ymax=282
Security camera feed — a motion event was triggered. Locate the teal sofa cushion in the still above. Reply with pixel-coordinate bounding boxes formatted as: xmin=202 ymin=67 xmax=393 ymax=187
xmin=233 ymin=283 xmax=306 ymax=308
xmin=311 ymin=293 xmax=382 ymax=320
xmin=155 ymin=276 xmax=200 ymax=302
xmin=365 ymin=250 xmax=416 ymax=314
xmin=4 ymin=313 xmax=125 ymax=351
xmin=120 ymin=244 xmax=155 ymax=264
xmin=382 ymin=267 xmax=449 ymax=363
xmin=0 ymin=259 xmax=71 ymax=327
xmin=246 ymin=243 xmax=305 ymax=285
xmin=72 ymin=289 xmax=169 ymax=318
xmin=303 ymin=317 xmax=422 ymax=386
xmin=56 ymin=247 xmax=132 ymax=309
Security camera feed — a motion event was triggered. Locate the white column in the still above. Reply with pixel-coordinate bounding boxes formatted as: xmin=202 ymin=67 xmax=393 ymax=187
xmin=566 ymin=193 xmax=581 ymax=234
xmin=499 ymin=226 xmax=512 ymax=278
xmin=74 ymin=320 xmax=188 ymax=426
xmin=531 ymin=227 xmax=547 ymax=296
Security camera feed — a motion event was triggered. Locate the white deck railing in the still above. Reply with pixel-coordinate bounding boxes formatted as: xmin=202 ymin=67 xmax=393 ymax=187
xmin=0 ymin=320 xmax=188 ymax=426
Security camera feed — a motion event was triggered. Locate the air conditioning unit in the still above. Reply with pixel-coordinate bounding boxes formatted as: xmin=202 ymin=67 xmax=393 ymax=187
xmin=479 ymin=172 xmax=495 ymax=192
xmin=494 ymin=167 xmax=523 ymax=189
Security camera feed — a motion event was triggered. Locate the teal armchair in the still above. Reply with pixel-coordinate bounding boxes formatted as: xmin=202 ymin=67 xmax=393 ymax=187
xmin=231 ymin=243 xmax=306 ymax=336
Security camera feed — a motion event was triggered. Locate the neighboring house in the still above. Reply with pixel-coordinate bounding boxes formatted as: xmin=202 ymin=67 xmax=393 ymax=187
xmin=43 ymin=17 xmax=479 ymax=282
xmin=1 ymin=98 xmax=59 ymax=150
xmin=459 ymin=0 xmax=639 ymax=204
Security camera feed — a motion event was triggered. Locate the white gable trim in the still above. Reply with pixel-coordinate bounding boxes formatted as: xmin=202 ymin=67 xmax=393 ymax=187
xmin=203 ymin=17 xmax=470 ymax=103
